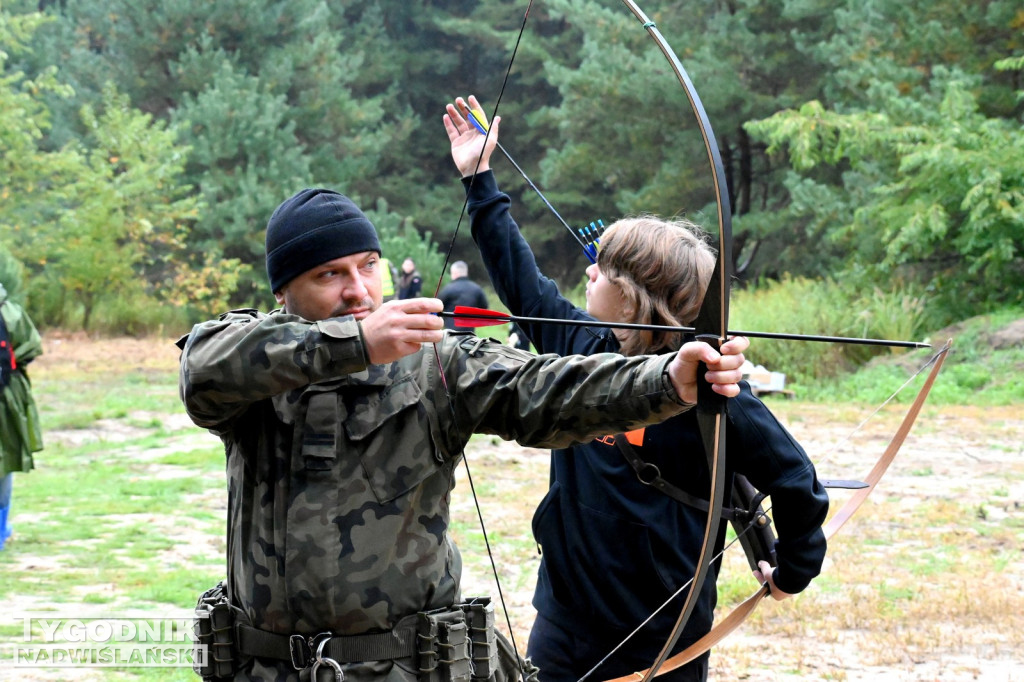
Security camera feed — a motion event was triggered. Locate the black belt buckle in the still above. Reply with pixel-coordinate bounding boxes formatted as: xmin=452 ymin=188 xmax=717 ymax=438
xmin=289 ymin=633 xmax=312 ymax=670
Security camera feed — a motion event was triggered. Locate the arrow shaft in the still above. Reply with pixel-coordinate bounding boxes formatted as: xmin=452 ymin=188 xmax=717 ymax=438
xmin=439 ymin=310 xmax=930 ymax=348
xmin=465 ymin=105 xmax=595 ymax=260
xmin=495 ymin=141 xmax=593 ymax=256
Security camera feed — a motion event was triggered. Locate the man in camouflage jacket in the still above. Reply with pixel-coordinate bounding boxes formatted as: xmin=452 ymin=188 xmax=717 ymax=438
xmin=177 ymin=189 xmax=748 ymax=682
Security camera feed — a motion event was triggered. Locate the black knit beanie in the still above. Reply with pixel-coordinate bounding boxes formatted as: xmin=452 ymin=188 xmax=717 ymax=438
xmin=265 ymin=188 xmax=381 ymax=292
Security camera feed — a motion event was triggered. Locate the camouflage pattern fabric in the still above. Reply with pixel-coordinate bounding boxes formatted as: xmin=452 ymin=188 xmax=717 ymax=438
xmin=178 ymin=309 xmax=690 ymax=681
xmin=0 ymin=284 xmax=43 ymax=477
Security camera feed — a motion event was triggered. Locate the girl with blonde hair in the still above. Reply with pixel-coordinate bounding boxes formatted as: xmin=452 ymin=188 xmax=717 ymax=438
xmin=445 ymin=96 xmax=828 ymax=682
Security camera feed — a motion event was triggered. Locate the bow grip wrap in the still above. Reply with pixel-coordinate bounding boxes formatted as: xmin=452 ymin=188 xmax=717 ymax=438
xmin=729 ymin=474 xmax=777 ymax=573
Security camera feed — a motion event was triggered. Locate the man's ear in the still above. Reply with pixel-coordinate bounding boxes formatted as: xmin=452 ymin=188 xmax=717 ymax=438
xmin=274 ymin=290 xmax=285 ymax=306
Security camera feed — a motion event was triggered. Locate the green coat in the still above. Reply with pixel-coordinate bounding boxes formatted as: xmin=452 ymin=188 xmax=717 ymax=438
xmin=0 ymin=285 xmax=43 ymax=476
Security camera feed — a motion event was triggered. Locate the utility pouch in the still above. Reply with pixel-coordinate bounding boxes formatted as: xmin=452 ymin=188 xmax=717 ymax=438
xmin=417 ymin=598 xmax=538 ymax=682
xmin=459 ymin=598 xmax=498 ymax=681
xmin=417 ymin=605 xmax=472 ymax=682
xmin=493 ymin=630 xmax=539 ymax=682
xmin=193 ymin=581 xmax=239 ymax=681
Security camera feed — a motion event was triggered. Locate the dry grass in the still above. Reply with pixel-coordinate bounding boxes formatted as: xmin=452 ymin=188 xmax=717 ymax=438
xmin=455 ymin=401 xmax=1024 ymax=681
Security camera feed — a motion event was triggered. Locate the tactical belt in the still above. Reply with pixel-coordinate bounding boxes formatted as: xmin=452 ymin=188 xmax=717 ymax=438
xmin=236 ymin=621 xmax=418 ymax=670
xmin=194 ymin=583 xmax=503 ymax=681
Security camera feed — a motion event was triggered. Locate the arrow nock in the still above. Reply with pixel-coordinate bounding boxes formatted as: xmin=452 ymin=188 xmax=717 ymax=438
xmin=578 ymin=219 xmax=606 ymax=263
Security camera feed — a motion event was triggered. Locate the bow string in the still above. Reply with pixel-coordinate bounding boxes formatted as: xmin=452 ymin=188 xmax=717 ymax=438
xmin=427 ymin=3 xmax=540 ymax=679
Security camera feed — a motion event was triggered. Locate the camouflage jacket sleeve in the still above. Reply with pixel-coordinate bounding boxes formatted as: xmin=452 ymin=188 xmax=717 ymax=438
xmin=434 ymin=333 xmax=692 ymax=453
xmin=178 ymin=309 xmax=369 ymax=433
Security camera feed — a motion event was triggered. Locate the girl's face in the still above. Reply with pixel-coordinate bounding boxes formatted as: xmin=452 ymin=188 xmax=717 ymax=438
xmin=584 ymin=262 xmax=631 ymax=324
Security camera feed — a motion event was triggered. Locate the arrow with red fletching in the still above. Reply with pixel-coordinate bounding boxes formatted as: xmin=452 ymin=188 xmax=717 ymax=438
xmin=440 ymin=306 xmax=930 ymax=349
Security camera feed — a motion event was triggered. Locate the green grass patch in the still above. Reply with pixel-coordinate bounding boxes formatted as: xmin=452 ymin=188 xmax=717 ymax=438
xmin=35 ymin=371 xmax=180 ymax=431
xmin=121 ymin=567 xmax=223 ymax=607
xmin=153 ymin=445 xmax=224 ymax=470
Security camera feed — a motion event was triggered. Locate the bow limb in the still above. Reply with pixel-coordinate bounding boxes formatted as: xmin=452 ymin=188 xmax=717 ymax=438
xmin=615 ymin=339 xmax=953 ymax=679
xmin=605 ymin=3 xmax=733 ymax=680
xmin=822 ymin=339 xmax=952 ymax=537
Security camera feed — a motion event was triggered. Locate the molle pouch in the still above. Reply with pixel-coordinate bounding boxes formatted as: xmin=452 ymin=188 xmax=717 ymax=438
xmin=193 ymin=581 xmax=241 ymax=681
xmin=459 ymin=598 xmax=498 ymax=681
xmin=416 ymin=607 xmax=472 ymax=682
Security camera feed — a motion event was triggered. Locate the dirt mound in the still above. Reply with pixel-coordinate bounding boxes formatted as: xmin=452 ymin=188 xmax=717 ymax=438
xmin=929 ymin=316 xmax=1024 ymax=350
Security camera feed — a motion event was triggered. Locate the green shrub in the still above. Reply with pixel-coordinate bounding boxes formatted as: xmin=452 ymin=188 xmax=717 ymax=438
xmin=732 ymin=276 xmax=855 ymax=385
xmin=731 ymin=276 xmax=930 ymax=387
xmin=88 ymin=293 xmax=195 ymax=337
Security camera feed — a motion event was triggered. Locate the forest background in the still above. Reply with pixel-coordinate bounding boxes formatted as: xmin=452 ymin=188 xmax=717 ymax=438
xmin=1 ymin=0 xmax=1022 ymax=392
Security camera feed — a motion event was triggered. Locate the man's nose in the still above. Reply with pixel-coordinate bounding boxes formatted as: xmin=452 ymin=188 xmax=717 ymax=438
xmin=341 ymin=274 xmax=368 ymax=300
